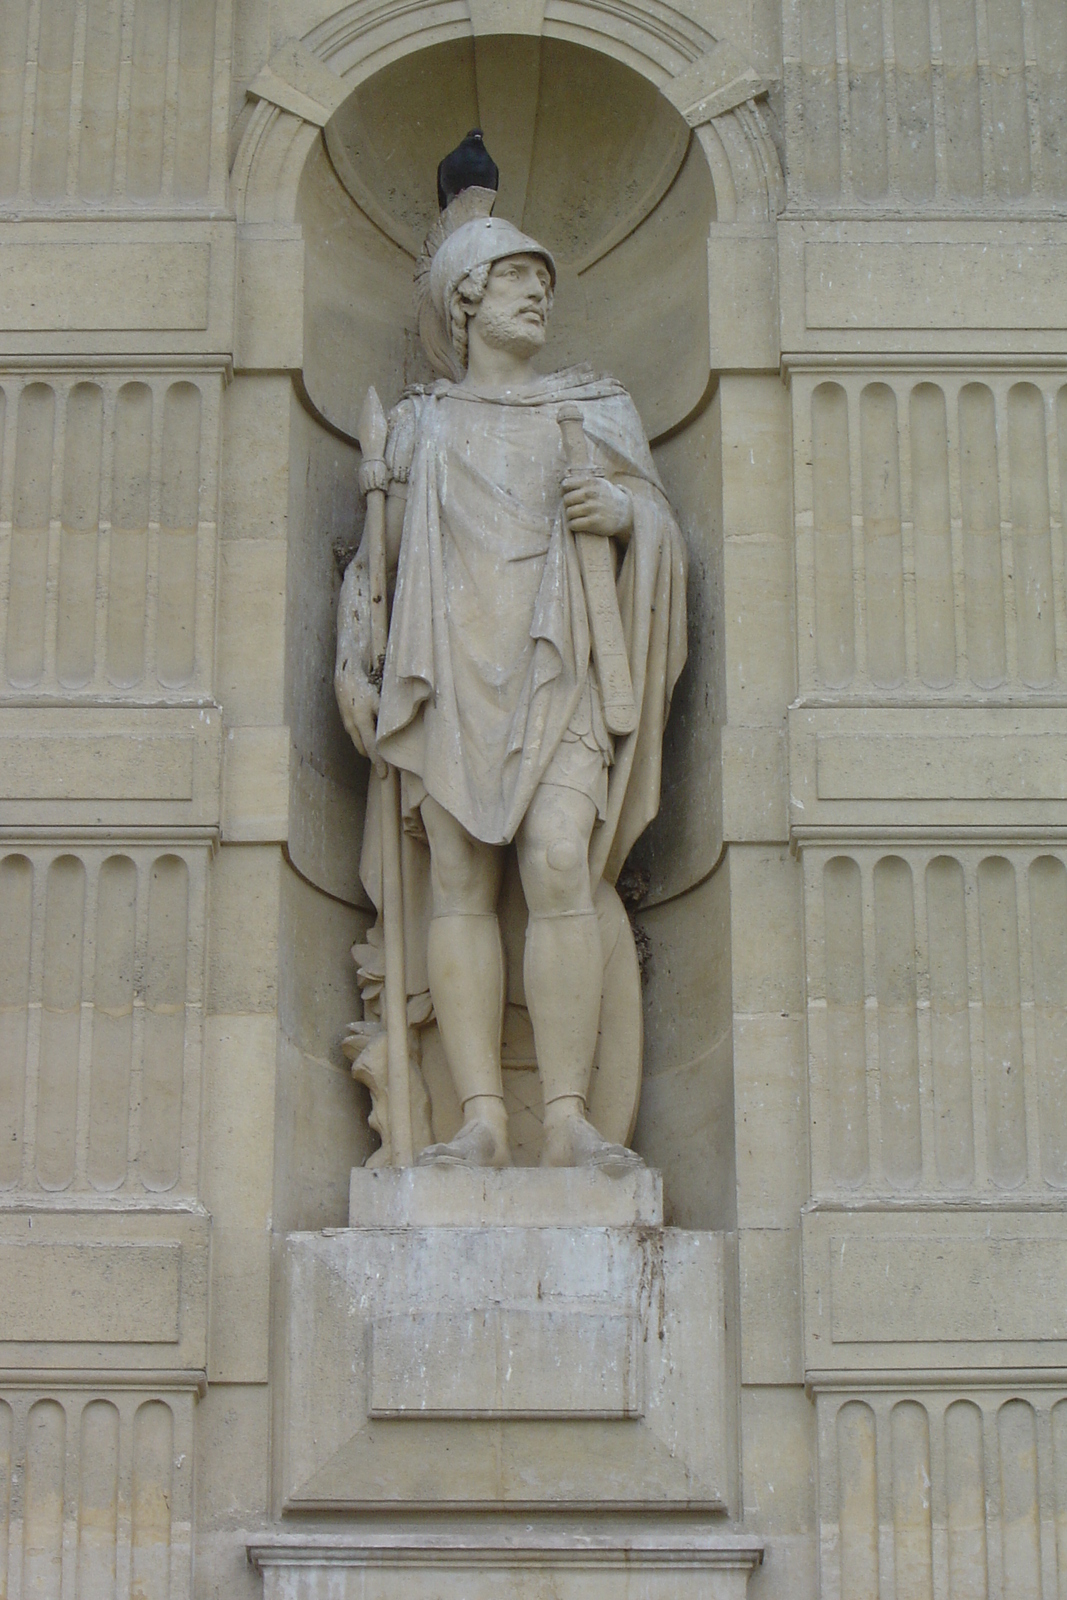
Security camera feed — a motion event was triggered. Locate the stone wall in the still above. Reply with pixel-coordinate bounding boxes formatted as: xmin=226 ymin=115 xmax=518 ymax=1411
xmin=0 ymin=2 xmax=1064 ymax=1598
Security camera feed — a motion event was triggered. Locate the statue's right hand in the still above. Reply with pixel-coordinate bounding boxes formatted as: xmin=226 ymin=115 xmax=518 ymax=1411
xmin=334 ymin=656 xmax=380 ymax=764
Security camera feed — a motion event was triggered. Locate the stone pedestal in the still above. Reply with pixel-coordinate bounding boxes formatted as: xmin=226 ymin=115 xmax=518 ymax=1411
xmin=256 ymin=1167 xmax=757 ymax=1595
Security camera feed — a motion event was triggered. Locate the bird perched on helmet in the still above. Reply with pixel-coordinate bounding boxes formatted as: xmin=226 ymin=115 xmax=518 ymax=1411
xmin=437 ymin=130 xmax=499 ymax=212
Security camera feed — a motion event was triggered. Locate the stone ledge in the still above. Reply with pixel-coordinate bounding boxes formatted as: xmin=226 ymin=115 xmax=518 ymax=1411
xmin=248 ymin=1524 xmax=764 ymax=1600
xmin=347 ymin=1164 xmax=664 ymax=1227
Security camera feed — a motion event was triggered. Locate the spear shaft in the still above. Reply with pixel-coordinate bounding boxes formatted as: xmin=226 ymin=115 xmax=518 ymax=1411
xmin=359 ymin=387 xmax=413 ymax=1167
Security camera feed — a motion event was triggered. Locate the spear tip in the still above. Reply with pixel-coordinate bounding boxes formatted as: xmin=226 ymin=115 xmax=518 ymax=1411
xmin=357 ymin=385 xmax=388 ymax=458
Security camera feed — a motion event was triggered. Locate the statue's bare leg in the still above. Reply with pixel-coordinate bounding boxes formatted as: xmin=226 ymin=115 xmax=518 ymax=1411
xmin=417 ymin=795 xmax=510 ymax=1167
xmin=517 ymin=784 xmax=642 ymax=1172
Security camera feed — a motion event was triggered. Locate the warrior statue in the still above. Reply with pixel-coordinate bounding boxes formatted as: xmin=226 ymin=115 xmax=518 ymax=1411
xmin=335 ymin=146 xmax=687 ymax=1171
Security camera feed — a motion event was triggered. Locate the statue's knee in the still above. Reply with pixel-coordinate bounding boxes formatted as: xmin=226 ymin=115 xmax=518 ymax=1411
xmin=546 ymin=838 xmax=581 ymax=873
xmin=441 ymin=859 xmax=492 ymax=908
xmin=523 ymin=832 xmax=589 ymax=914
xmin=428 ymin=835 xmax=493 ymax=908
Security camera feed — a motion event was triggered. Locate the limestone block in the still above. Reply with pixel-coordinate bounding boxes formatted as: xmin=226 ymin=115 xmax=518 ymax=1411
xmin=0 ymin=368 xmax=221 ymax=701
xmin=236 ymin=229 xmax=304 ymax=371
xmin=0 ymin=841 xmax=208 ymax=1200
xmin=196 ymin=1531 xmax=264 ymax=1600
xmin=221 ymin=376 xmax=292 ymax=543
xmin=741 ymin=1386 xmax=817 ymax=1599
xmin=803 ymin=1209 xmax=1067 ymax=1380
xmin=0 ymin=707 xmax=221 ymax=830
xmin=640 ymin=869 xmax=732 ymax=1068
xmin=280 ymin=1172 xmax=728 ymax=1510
xmin=802 ymin=840 xmax=1067 ymax=1201
xmin=722 ymin=727 xmax=787 ymax=843
xmin=707 ymin=226 xmax=779 ymax=371
xmin=202 ymin=1014 xmax=277 ymax=1384
xmin=720 ymin=375 xmax=793 ymax=545
xmin=1 ymin=239 xmax=203 ymax=326
xmin=633 ymin=1039 xmax=736 ymax=1231
xmin=746 ymin=1536 xmax=817 ymax=1600
xmin=216 ymin=540 xmax=287 ymax=725
xmin=249 ymin=40 xmax=348 ymax=125
xmin=722 ymin=536 xmax=794 ymax=726
xmin=195 ymin=1384 xmax=270 ymax=1523
xmin=739 ymin=1229 xmax=802 ymax=1386
xmin=369 ymin=1309 xmax=642 ymax=1417
xmin=249 ymin=1525 xmax=764 ymax=1600
xmin=733 ymin=1014 xmax=806 ymax=1230
xmin=663 ymin=39 xmax=769 ymax=126
xmin=791 ymin=368 xmax=1067 ymax=703
xmin=0 ymin=1381 xmax=197 ymax=1600
xmin=708 ymin=0 xmax=782 ymax=78
xmin=222 ymin=726 xmax=289 ymax=842
xmin=780 ymin=222 xmax=1067 ymax=357
xmin=740 ymin=1387 xmax=816 ymax=1534
xmin=208 ymin=846 xmax=281 ymax=1014
xmin=814 ymin=1383 xmax=1067 ymax=1600
xmin=0 ymin=1211 xmax=209 ymax=1371
xmin=0 ymin=222 xmax=236 ymax=358
xmin=348 ymin=1165 xmax=663 ymax=1227
xmin=728 ymin=846 xmax=803 ymax=1015
xmin=273 ymin=1037 xmax=371 ymax=1234
xmin=790 ymin=706 xmax=1067 ymax=835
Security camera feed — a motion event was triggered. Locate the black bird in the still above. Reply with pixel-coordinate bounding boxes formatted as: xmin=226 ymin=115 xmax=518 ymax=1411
xmin=437 ymin=130 xmax=499 ymax=211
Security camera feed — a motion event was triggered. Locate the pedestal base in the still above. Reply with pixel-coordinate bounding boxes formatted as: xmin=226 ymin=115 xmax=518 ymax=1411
xmin=249 ymin=1523 xmax=764 ymax=1599
xmin=348 ymin=1162 xmax=665 ymax=1227
xmin=280 ymin=1168 xmax=730 ymax=1511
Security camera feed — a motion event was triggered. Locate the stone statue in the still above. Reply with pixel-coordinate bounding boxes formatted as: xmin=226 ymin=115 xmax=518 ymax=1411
xmin=335 ymin=185 xmax=687 ymax=1171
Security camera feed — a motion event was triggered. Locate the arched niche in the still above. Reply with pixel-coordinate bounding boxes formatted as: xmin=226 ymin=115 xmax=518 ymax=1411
xmin=259 ymin=12 xmax=780 ymax=1222
xmin=301 ymin=36 xmax=714 ymax=440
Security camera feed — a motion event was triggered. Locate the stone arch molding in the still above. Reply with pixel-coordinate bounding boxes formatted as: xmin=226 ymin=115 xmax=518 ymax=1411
xmin=232 ymin=0 xmax=784 ymax=228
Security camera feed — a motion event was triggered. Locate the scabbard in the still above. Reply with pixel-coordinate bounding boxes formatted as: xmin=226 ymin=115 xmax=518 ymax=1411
xmin=557 ymin=405 xmax=638 ymax=737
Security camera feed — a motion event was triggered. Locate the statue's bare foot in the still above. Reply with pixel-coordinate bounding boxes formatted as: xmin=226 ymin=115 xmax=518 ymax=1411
xmin=540 ymin=1113 xmax=643 ymax=1175
xmin=416 ymin=1116 xmax=512 ymax=1168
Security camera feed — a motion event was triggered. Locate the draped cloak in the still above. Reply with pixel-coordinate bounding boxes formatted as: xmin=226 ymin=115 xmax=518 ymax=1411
xmin=358 ymin=366 xmax=687 ymax=1001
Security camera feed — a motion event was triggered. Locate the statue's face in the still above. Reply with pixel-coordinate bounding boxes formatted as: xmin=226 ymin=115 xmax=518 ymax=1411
xmin=469 ymin=252 xmax=552 ymax=357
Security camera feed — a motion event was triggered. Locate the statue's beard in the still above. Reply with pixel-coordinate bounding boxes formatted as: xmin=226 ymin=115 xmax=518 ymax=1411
xmin=472 ymin=299 xmax=547 ymax=358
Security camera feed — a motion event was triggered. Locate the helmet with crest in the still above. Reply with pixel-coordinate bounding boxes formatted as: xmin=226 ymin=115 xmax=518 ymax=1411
xmin=413 ymin=141 xmax=556 ymax=379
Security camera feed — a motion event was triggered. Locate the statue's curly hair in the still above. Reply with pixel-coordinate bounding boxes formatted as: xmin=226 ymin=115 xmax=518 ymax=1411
xmin=448 ymin=263 xmax=492 ymax=371
xmin=448 ymin=261 xmax=554 ymax=370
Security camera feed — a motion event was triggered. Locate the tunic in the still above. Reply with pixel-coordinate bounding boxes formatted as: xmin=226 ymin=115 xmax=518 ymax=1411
xmin=374 ymin=366 xmax=688 ymax=882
